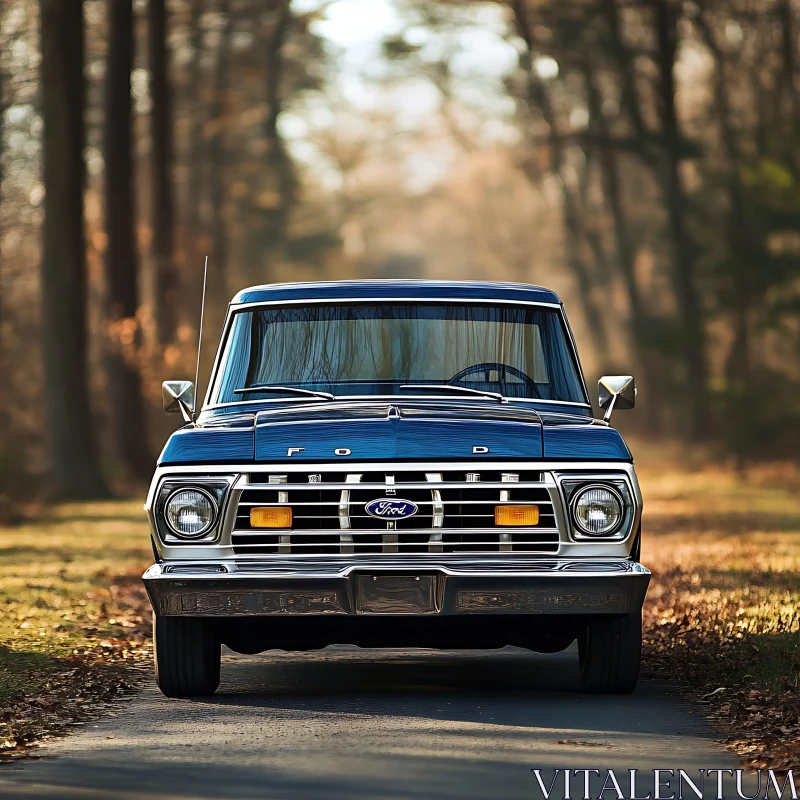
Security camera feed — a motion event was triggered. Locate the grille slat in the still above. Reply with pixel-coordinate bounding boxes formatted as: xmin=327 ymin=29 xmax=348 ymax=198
xmin=232 ymin=469 xmax=560 ymax=556
xmin=236 ymin=539 xmax=558 ymax=547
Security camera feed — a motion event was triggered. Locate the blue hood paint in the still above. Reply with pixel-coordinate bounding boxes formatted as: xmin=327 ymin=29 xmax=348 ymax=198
xmin=157 ymin=402 xmax=631 ymax=465
xmin=541 ymin=417 xmax=632 ymax=460
xmin=254 ymin=403 xmax=544 ymax=461
xmin=159 ymin=422 xmax=255 ymax=465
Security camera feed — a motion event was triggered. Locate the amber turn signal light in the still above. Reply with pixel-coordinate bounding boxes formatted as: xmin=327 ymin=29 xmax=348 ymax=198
xmin=250 ymin=507 xmax=292 ymax=528
xmin=495 ymin=505 xmax=539 ymax=526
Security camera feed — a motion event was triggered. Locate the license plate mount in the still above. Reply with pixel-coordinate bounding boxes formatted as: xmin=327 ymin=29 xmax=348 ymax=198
xmin=354 ymin=574 xmax=439 ymax=614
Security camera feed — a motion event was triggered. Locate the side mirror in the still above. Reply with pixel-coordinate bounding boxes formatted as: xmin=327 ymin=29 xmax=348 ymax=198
xmin=162 ymin=381 xmax=194 ymax=423
xmin=598 ymin=376 xmax=636 ymax=423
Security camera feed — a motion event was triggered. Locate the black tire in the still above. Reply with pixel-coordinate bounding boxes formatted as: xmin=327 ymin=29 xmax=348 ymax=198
xmin=154 ymin=616 xmax=221 ymax=698
xmin=578 ymin=611 xmax=641 ymax=694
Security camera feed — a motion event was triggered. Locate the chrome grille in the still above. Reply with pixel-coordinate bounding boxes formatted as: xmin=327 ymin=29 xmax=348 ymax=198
xmin=232 ymin=470 xmax=561 ymax=556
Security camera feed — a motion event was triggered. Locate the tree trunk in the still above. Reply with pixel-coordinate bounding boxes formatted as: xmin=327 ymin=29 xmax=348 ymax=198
xmin=777 ymin=0 xmax=796 ymax=122
xmin=603 ymin=0 xmax=709 ymax=436
xmin=653 ymin=0 xmax=709 ymax=439
xmin=601 ymin=0 xmax=657 ymax=169
xmin=0 ymin=30 xmax=4 ymax=423
xmin=694 ymin=3 xmax=756 ymax=452
xmin=0 ymin=24 xmax=6 ymax=472
xmin=104 ymin=0 xmax=152 ymax=480
xmin=149 ymin=0 xmax=178 ymax=344
xmin=584 ymin=64 xmax=663 ymax=432
xmin=40 ymin=0 xmax=108 ymax=499
xmin=510 ymin=0 xmax=610 ymax=360
xmin=241 ymin=0 xmax=295 ymax=285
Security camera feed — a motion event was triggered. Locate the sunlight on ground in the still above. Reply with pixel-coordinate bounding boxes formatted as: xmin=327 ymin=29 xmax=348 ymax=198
xmin=0 ymin=500 xmax=150 ymax=657
xmin=636 ymin=445 xmax=800 ymax=680
xmin=0 ymin=500 xmax=151 ymax=751
xmin=630 ymin=445 xmax=800 ymax=768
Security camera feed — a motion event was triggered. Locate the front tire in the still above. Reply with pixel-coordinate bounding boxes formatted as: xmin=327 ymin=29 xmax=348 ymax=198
xmin=578 ymin=611 xmax=641 ymax=694
xmin=154 ymin=616 xmax=221 ymax=698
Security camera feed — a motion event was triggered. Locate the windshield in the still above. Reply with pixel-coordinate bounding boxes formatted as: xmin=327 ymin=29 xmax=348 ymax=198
xmin=212 ymin=304 xmax=587 ymax=405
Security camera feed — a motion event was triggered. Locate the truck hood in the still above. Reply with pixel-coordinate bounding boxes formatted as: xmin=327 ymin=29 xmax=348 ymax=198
xmin=158 ymin=401 xmax=630 ymax=465
xmin=254 ymin=402 xmax=543 ymax=461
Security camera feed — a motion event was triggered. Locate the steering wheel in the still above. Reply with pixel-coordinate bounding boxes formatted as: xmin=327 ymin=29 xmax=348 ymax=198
xmin=449 ymin=362 xmax=538 ymax=396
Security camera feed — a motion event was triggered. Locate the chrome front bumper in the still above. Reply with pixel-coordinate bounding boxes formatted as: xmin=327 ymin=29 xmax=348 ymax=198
xmin=143 ymin=558 xmax=650 ymax=617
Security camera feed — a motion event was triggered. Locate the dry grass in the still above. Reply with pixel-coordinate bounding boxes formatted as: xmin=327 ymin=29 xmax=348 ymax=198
xmin=636 ymin=448 xmax=800 ymax=771
xmin=0 ymin=501 xmax=152 ymax=754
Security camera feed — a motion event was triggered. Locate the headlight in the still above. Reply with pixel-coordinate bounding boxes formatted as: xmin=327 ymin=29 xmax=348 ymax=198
xmin=165 ymin=488 xmax=217 ymax=538
xmin=571 ymin=485 xmax=623 ymax=536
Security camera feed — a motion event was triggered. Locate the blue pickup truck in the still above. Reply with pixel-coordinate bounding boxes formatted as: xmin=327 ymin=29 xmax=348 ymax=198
xmin=144 ymin=280 xmax=649 ymax=697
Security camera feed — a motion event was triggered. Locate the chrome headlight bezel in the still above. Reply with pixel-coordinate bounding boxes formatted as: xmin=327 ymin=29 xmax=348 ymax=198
xmin=556 ymin=472 xmax=637 ymax=542
xmin=164 ymin=487 xmax=218 ymax=539
xmin=152 ymin=475 xmax=237 ymax=545
xmin=569 ymin=483 xmax=625 ymax=537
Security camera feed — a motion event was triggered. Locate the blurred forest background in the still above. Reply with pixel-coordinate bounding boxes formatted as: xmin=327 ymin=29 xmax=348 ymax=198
xmin=0 ymin=0 xmax=798 ymax=506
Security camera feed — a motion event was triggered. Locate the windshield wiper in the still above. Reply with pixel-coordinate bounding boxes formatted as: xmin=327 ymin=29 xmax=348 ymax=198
xmin=233 ymin=385 xmax=335 ymax=401
xmin=399 ymin=384 xmax=507 ymax=403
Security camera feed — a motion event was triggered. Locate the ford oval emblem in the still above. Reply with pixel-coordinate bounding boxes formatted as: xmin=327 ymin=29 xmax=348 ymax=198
xmin=365 ymin=498 xmax=418 ymax=519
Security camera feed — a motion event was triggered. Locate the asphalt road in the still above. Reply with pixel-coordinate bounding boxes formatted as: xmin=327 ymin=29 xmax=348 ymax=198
xmin=0 ymin=645 xmax=751 ymax=800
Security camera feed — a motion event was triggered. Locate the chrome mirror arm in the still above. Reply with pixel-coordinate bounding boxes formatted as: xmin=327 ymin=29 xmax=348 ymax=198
xmin=602 ymin=393 xmax=618 ymax=423
xmin=177 ymin=400 xmax=193 ymax=424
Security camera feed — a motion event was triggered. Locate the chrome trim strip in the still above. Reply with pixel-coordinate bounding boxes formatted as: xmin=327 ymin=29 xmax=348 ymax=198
xmin=230 ymin=528 xmax=560 ymax=537
xmin=245 ymin=484 xmax=551 ymax=490
xmin=231 ymin=297 xmax=564 ymax=310
xmin=338 ymin=491 xmax=350 ymax=531
xmin=232 ymin=279 xmax=558 ymax=295
xmin=201 ymin=396 xmax=593 ymax=413
xmin=232 ymin=540 xmax=559 ymax=548
xmin=152 ymin=461 xmax=633 ymax=475
xmin=144 ymin=558 xmax=649 ymax=579
xmin=203 ymin=305 xmax=236 ymax=410
xmin=338 ymin=474 xmax=361 ymax=553
xmin=241 ymin=487 xmax=555 ymax=495
xmin=232 ymin=529 xmax=560 ymax=536
xmin=426 ymin=472 xmax=444 ymax=555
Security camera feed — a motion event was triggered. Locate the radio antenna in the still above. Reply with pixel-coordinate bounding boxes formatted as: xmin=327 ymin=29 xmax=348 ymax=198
xmin=193 ymin=255 xmax=209 ymax=422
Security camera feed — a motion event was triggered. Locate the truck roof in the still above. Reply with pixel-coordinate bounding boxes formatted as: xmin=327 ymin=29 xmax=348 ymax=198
xmin=231 ymin=280 xmax=562 ymax=306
